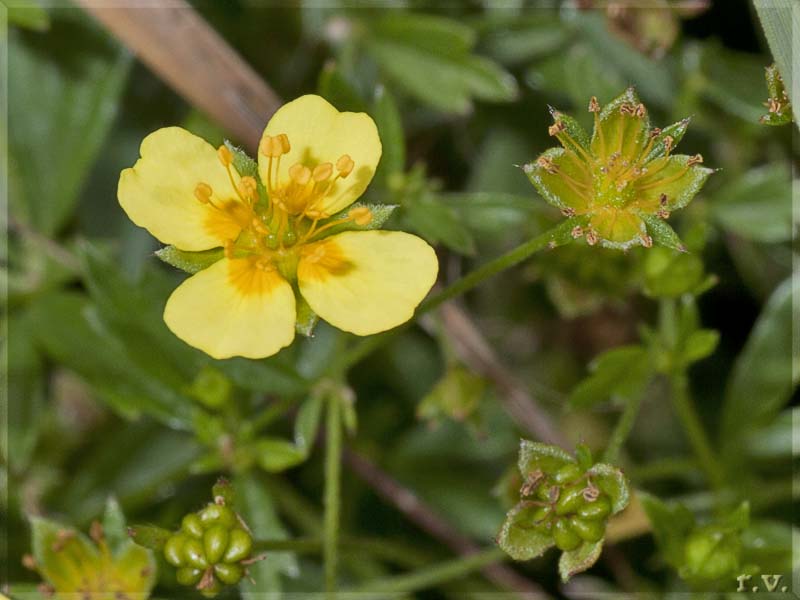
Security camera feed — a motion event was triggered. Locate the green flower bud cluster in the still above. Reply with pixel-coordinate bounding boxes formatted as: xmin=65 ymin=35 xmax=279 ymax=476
xmin=163 ymin=502 xmax=254 ymax=597
xmin=523 ymin=463 xmax=612 ymax=552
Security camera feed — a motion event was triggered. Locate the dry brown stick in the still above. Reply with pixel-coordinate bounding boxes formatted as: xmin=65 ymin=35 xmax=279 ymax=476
xmin=439 ymin=303 xmax=570 ymax=448
xmin=77 ymin=0 xmax=281 ymax=152
xmin=344 ymin=448 xmax=550 ymax=600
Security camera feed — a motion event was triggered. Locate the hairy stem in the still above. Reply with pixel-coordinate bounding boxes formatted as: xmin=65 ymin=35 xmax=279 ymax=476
xmin=670 ymin=372 xmax=724 ymax=489
xmin=346 ymin=547 xmax=506 ymax=598
xmin=602 ymin=394 xmax=644 ymax=464
xmin=324 ymin=396 xmax=343 ymax=597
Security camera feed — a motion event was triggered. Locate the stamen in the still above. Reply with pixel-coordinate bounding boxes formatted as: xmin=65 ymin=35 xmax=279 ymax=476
xmin=588 ymin=96 xmax=600 ymax=113
xmin=687 ymin=154 xmax=703 ymax=166
xmin=277 ymin=133 xmax=291 ymax=154
xmin=313 ymin=162 xmax=333 ymax=182
xmin=585 ymin=229 xmax=599 ymax=246
xmin=194 ymin=182 xmax=213 ymax=204
xmin=640 ymin=234 xmax=653 ymax=248
xmin=289 ymin=163 xmax=312 ymax=186
xmin=237 ymin=176 xmax=258 ymax=204
xmin=571 ymin=226 xmax=584 ymax=239
xmin=548 ymin=121 xmax=566 ymax=137
xmin=217 ymin=145 xmax=233 ymax=167
xmin=350 ymin=206 xmax=373 ymax=226
xmin=536 ymin=156 xmax=557 ymax=174
xmin=336 ymin=154 xmax=354 ymax=178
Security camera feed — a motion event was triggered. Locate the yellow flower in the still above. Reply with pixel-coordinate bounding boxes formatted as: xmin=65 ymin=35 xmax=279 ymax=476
xmin=119 ymin=95 xmax=438 ymax=359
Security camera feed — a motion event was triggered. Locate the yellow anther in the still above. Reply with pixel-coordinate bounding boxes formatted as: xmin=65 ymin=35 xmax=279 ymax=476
xmin=350 ymin=206 xmax=373 ymax=226
xmin=260 ymin=135 xmax=283 ymax=158
xmin=252 ymin=216 xmax=270 ymax=234
xmin=289 ymin=163 xmax=312 ymax=185
xmin=217 ymin=145 xmax=233 ymax=167
xmin=237 ymin=175 xmax=258 ymax=200
xmin=588 ymin=96 xmax=600 ymax=113
xmin=313 ymin=162 xmax=334 ymax=182
xmin=194 ymin=182 xmax=213 ymax=204
xmin=336 ymin=154 xmax=354 ymax=178
xmin=277 ymin=133 xmax=291 ymax=154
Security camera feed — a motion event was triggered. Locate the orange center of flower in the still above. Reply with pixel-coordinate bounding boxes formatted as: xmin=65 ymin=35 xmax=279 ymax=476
xmin=191 ymin=137 xmax=367 ymax=294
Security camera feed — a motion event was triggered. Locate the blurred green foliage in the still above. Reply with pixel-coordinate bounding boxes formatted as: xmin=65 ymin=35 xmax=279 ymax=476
xmin=3 ymin=1 xmax=797 ymax=598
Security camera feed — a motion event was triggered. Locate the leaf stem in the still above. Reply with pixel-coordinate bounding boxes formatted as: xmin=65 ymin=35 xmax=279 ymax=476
xmin=330 ymin=219 xmax=581 ymax=375
xmin=324 ymin=394 xmax=343 ymax=597
xmin=345 ymin=547 xmax=506 ymax=598
xmin=602 ymin=393 xmax=644 ymax=464
xmin=669 ymin=372 xmax=724 ymax=489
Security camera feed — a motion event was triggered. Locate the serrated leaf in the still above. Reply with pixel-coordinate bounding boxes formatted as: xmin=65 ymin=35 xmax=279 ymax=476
xmin=558 ymin=540 xmax=604 ymax=582
xmin=569 ymin=345 xmax=651 ymax=409
xmin=641 ymin=214 xmax=686 ymax=252
xmin=518 ymin=440 xmax=574 ymax=479
xmin=155 ymin=245 xmax=224 ymax=274
xmin=586 ymin=463 xmax=630 ymax=514
xmin=497 ymin=501 xmax=555 ymax=561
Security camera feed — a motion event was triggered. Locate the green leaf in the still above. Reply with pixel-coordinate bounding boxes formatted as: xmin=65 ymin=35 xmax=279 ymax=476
xmin=641 ymin=214 xmax=686 ymax=252
xmin=559 ymin=540 xmax=603 ymax=582
xmin=497 ymin=501 xmax=555 ymax=561
xmin=642 ymin=247 xmax=706 ymax=299
xmin=569 ymin=345 xmax=652 ymax=409
xmin=711 ymin=165 xmax=794 ymax=243
xmin=753 ymin=0 xmax=800 ymax=128
xmin=216 ymin=356 xmax=308 ymax=397
xmin=586 ymin=463 xmax=629 ymax=514
xmin=9 ymin=13 xmax=131 ymax=235
xmin=155 ymin=245 xmax=224 ymax=274
xmin=294 ymin=393 xmax=324 ymax=453
xmin=681 ymin=329 xmax=720 ymax=365
xmin=480 ymin=15 xmax=567 ymax=66
xmin=127 ymin=524 xmax=172 ymax=552
xmin=639 ymin=492 xmax=695 ymax=568
xmin=373 ymin=85 xmax=405 ymax=180
xmin=404 ymin=193 xmax=476 ymax=255
xmin=417 ymin=366 xmax=485 ymax=425
xmin=186 ymin=365 xmax=233 ymax=409
xmin=517 ymin=440 xmax=574 ymax=479
xmin=235 ymin=473 xmax=298 ymax=598
xmin=318 ymin=61 xmax=369 ymax=113
xmin=371 ymin=12 xmax=476 ymax=58
xmin=255 ymin=438 xmax=308 ymax=472
xmin=722 ymin=275 xmax=799 ymax=444
xmin=6 ymin=0 xmax=49 ymax=31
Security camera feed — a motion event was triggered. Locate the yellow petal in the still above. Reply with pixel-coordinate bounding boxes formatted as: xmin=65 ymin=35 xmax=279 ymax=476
xmin=119 ymin=127 xmax=244 ymax=251
xmin=259 ymin=95 xmax=381 ymax=215
xmin=297 ymin=230 xmax=438 ymax=336
xmin=164 ymin=258 xmax=295 ymax=359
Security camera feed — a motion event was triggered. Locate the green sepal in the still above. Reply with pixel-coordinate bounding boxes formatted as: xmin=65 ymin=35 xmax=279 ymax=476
xmin=212 ymin=477 xmax=236 ymax=507
xmin=558 ymin=540 xmax=604 ymax=582
xmin=548 ymin=106 xmax=591 ymax=155
xmin=640 ymin=214 xmax=686 ymax=252
xmin=546 ymin=215 xmax=592 ymax=248
xmin=643 ymin=118 xmax=691 ymax=163
xmin=224 ymin=140 xmax=258 ymax=178
xmin=574 ymin=444 xmax=593 ymax=471
xmin=127 ymin=524 xmax=173 ymax=551
xmin=31 ymin=516 xmax=100 ymax=590
xmin=155 ymin=245 xmax=224 ymax=274
xmin=586 ymin=463 xmax=630 ymax=514
xmin=295 ymin=294 xmax=319 ymax=337
xmin=310 ymin=203 xmax=398 ymax=241
xmin=497 ymin=501 xmax=555 ymax=561
xmin=518 ymin=439 xmax=575 ymax=479
xmin=102 ymin=497 xmax=128 ymax=554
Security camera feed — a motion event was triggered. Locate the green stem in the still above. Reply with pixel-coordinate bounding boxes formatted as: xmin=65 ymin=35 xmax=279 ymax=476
xmin=329 ymin=219 xmax=579 ymax=375
xmin=602 ymin=393 xmax=644 ymax=464
xmin=345 ymin=547 xmax=505 ymax=598
xmin=669 ymin=372 xmax=724 ymax=489
xmin=324 ymin=395 xmax=343 ymax=597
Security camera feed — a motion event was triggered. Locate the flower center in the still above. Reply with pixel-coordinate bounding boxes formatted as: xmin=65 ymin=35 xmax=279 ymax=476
xmin=192 ymin=137 xmax=371 ymax=286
